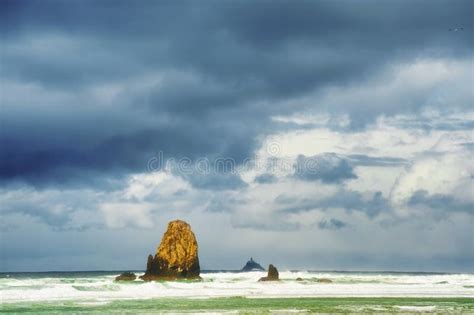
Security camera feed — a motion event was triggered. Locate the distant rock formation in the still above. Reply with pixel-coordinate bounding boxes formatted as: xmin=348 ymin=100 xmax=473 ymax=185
xmin=241 ymin=257 xmax=265 ymax=271
xmin=258 ymin=264 xmax=279 ymax=281
xmin=296 ymin=277 xmax=304 ymax=281
xmin=115 ymin=272 xmax=137 ymax=281
xmin=140 ymin=220 xmax=200 ymax=281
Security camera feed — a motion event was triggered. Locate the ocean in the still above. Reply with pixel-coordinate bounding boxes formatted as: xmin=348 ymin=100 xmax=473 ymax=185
xmin=1 ymin=270 xmax=473 ymax=313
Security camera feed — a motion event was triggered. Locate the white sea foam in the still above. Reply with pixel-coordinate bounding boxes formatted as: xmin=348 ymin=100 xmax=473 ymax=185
xmin=0 ymin=271 xmax=473 ymax=303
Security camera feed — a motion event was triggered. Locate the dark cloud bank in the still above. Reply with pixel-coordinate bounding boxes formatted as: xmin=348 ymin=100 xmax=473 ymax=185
xmin=1 ymin=0 xmax=472 ymax=188
xmin=1 ymin=0 xmax=473 ymax=272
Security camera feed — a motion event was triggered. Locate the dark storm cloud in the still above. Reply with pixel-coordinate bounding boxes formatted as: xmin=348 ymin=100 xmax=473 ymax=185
xmin=294 ymin=154 xmax=357 ymax=184
xmin=205 ymin=195 xmax=246 ymax=213
xmin=318 ymin=218 xmax=346 ymax=230
xmin=1 ymin=0 xmax=472 ymax=187
xmin=179 ymin=172 xmax=248 ymax=191
xmin=167 ymin=159 xmax=248 ymax=191
xmin=390 ymin=116 xmax=474 ymax=131
xmin=254 ymin=173 xmax=278 ymax=184
xmin=0 ymin=188 xmax=102 ymax=229
xmin=327 ymin=190 xmax=391 ymax=218
xmin=278 ymin=189 xmax=391 ymax=218
xmin=460 ymin=142 xmax=474 ymax=151
xmin=408 ymin=190 xmax=473 ymax=215
xmin=290 ymin=153 xmax=407 ymax=184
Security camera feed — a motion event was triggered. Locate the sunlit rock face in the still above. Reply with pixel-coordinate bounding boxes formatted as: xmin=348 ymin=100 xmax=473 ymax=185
xmin=141 ymin=220 xmax=200 ymax=280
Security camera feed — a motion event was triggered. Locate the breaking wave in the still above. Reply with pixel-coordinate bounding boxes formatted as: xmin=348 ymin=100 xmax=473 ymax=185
xmin=1 ymin=270 xmax=473 ymax=303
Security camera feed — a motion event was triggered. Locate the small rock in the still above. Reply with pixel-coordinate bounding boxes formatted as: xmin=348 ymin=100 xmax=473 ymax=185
xmin=258 ymin=264 xmax=279 ymax=281
xmin=115 ymin=272 xmax=137 ymax=281
xmin=316 ymin=278 xmax=332 ymax=283
xmin=296 ymin=277 xmax=304 ymax=281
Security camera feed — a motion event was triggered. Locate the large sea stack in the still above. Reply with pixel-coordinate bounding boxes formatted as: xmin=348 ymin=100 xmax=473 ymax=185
xmin=140 ymin=220 xmax=200 ymax=281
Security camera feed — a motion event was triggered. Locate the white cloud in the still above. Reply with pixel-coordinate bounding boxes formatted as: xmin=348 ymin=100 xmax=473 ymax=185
xmin=391 ymin=151 xmax=474 ymax=211
xmin=100 ymin=202 xmax=154 ymax=229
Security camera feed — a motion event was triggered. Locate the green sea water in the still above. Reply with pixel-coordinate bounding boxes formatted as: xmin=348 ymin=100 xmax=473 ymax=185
xmin=1 ymin=297 xmax=473 ymax=314
xmin=2 ymin=271 xmax=473 ymax=313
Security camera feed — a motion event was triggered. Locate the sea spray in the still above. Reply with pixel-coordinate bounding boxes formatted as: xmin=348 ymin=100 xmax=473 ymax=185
xmin=1 ymin=271 xmax=473 ymax=304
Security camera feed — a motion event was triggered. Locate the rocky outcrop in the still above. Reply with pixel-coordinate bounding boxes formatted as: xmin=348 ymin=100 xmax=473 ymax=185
xmin=258 ymin=264 xmax=279 ymax=281
xmin=241 ymin=257 xmax=265 ymax=271
xmin=115 ymin=272 xmax=137 ymax=281
xmin=316 ymin=278 xmax=332 ymax=283
xmin=140 ymin=220 xmax=200 ymax=281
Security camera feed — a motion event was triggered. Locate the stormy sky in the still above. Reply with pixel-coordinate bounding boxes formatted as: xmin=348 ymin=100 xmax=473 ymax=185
xmin=1 ymin=0 xmax=473 ymax=272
